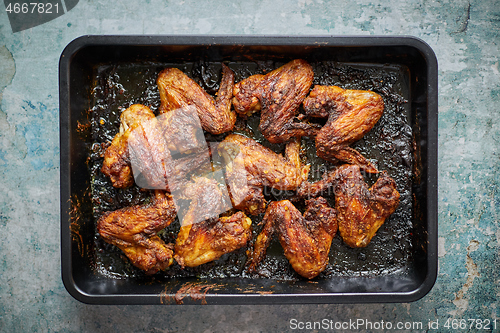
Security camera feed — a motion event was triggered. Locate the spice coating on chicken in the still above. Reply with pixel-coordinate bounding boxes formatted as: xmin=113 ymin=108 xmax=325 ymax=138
xmin=333 ymin=164 xmax=400 ymax=248
xmin=97 ymin=191 xmax=177 ymax=274
xmin=247 ymin=197 xmax=337 ymax=279
xmin=156 ymin=105 xmax=207 ymax=155
xmin=303 ymin=85 xmax=385 ymax=173
xmin=295 ymin=166 xmax=340 ymax=200
xmin=174 ymin=177 xmax=252 ymax=268
xmin=101 ymin=104 xmax=210 ymax=191
xmin=218 ymin=134 xmax=310 ymax=215
xmin=233 ymin=59 xmax=319 ymax=143
xmin=101 ymin=104 xmax=156 ymax=188
xmin=157 ymin=64 xmax=236 ymax=135
xmin=174 ymin=211 xmax=252 ymax=268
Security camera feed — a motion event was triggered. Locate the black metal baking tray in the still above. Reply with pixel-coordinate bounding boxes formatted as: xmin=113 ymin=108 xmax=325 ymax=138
xmin=59 ymin=35 xmax=438 ymax=305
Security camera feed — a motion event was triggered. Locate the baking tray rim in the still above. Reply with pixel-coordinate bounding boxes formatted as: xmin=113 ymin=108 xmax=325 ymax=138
xmin=59 ymin=34 xmax=438 ymax=305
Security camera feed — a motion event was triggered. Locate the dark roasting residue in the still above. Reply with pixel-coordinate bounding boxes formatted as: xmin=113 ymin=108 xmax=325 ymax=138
xmin=86 ymin=60 xmax=414 ymax=282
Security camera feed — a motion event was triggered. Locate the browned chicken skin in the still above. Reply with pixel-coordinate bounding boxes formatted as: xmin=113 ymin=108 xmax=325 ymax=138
xmin=99 ymin=61 xmax=400 ymax=277
xmin=157 ymin=105 xmax=207 ymax=154
xmin=334 ymin=164 xmax=400 ymax=247
xmin=303 ymin=85 xmax=385 ymax=173
xmin=101 ymin=104 xmax=210 ymax=191
xmin=298 ymin=164 xmax=400 ymax=248
xmin=157 ymin=64 xmax=236 ymax=135
xmin=233 ymin=59 xmax=319 ymax=143
xmin=247 ymin=197 xmax=337 ymax=279
xmin=174 ymin=211 xmax=252 ymax=268
xmin=101 ymin=104 xmax=156 ymax=188
xmin=126 ymin=114 xmax=210 ymax=192
xmin=218 ymin=134 xmax=310 ymax=215
xmin=97 ymin=191 xmax=177 ymax=274
xmin=174 ymin=177 xmax=252 ymax=268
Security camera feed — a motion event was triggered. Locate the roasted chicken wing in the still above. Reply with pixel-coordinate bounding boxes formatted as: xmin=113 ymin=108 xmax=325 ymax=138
xmin=157 ymin=64 xmax=236 ymax=135
xmin=127 ymin=115 xmax=210 ymax=192
xmin=97 ymin=191 xmax=177 ymax=274
xmin=233 ymin=59 xmax=319 ymax=143
xmin=303 ymin=85 xmax=385 ymax=173
xmin=101 ymin=104 xmax=210 ymax=191
xmin=218 ymin=133 xmax=310 ymax=215
xmin=157 ymin=105 xmax=207 ymax=154
xmin=296 ymin=164 xmax=400 ymax=247
xmin=174 ymin=177 xmax=252 ymax=268
xmin=101 ymin=104 xmax=156 ymax=188
xmin=295 ymin=164 xmax=342 ymax=200
xmin=247 ymin=197 xmax=337 ymax=279
xmin=334 ymin=164 xmax=399 ymax=247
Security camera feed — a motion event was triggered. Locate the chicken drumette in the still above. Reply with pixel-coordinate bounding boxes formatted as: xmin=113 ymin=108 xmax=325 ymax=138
xmin=157 ymin=64 xmax=236 ymax=135
xmin=303 ymin=85 xmax=385 ymax=173
xmin=297 ymin=164 xmax=400 ymax=248
xmin=218 ymin=133 xmax=310 ymax=216
xmin=97 ymin=191 xmax=177 ymax=274
xmin=247 ymin=197 xmax=337 ymax=279
xmin=174 ymin=177 xmax=252 ymax=268
xmin=232 ymin=59 xmax=319 ymax=143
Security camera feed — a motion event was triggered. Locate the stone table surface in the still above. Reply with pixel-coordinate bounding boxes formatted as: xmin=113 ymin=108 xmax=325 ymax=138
xmin=0 ymin=0 xmax=499 ymax=332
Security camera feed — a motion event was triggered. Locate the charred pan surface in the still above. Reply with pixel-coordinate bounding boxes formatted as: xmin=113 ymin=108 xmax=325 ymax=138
xmin=89 ymin=60 xmax=413 ymax=281
xmin=174 ymin=282 xmax=219 ymax=305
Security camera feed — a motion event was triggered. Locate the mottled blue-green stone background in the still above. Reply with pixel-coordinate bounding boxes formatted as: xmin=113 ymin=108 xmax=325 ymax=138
xmin=0 ymin=0 xmax=499 ymax=332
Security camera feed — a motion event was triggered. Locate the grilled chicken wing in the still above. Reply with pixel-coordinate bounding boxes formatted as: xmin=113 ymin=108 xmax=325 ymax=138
xmin=218 ymin=134 xmax=310 ymax=215
xmin=97 ymin=191 xmax=177 ymax=274
xmin=101 ymin=104 xmax=210 ymax=191
xmin=233 ymin=59 xmax=319 ymax=143
xmin=334 ymin=164 xmax=399 ymax=247
xmin=101 ymin=104 xmax=156 ymax=188
xmin=296 ymin=164 xmax=399 ymax=247
xmin=247 ymin=197 xmax=337 ymax=279
xmin=157 ymin=64 xmax=236 ymax=135
xmin=126 ymin=114 xmax=211 ymax=192
xmin=295 ymin=165 xmax=342 ymax=200
xmin=174 ymin=177 xmax=252 ymax=268
xmin=303 ymin=85 xmax=385 ymax=173
xmin=157 ymin=105 xmax=207 ymax=154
